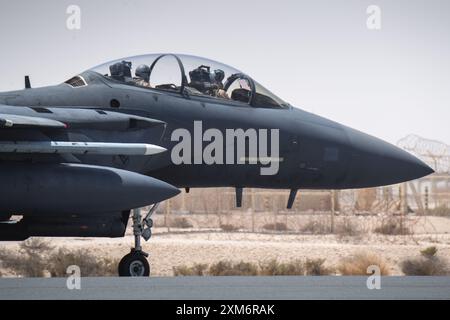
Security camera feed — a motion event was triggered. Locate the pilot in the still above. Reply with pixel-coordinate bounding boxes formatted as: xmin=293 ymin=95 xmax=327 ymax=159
xmin=211 ymin=69 xmax=229 ymax=99
xmin=188 ymin=66 xmax=229 ymax=99
xmin=133 ymin=64 xmax=152 ymax=88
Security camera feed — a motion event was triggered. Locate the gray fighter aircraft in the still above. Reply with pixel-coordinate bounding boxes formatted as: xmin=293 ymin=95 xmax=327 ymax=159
xmin=0 ymin=53 xmax=433 ymax=276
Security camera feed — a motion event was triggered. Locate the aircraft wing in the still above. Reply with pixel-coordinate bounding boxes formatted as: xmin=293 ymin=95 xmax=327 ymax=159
xmin=0 ymin=104 xmax=178 ymax=242
xmin=0 ymin=105 xmax=165 ymax=130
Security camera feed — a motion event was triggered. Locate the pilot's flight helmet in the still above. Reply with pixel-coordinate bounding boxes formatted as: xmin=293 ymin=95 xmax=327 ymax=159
xmin=136 ymin=64 xmax=151 ymax=81
xmin=110 ymin=60 xmax=132 ymax=81
xmin=213 ymin=69 xmax=225 ymax=83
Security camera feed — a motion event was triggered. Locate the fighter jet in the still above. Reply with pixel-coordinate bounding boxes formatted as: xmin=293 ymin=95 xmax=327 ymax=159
xmin=0 ymin=53 xmax=433 ymax=276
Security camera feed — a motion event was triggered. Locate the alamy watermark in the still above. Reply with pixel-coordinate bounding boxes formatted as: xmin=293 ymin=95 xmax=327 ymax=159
xmin=66 ymin=5 xmax=81 ymax=30
xmin=366 ymin=265 xmax=381 ymax=290
xmin=66 ymin=265 xmax=81 ymax=290
xmin=367 ymin=5 xmax=381 ymax=30
xmin=171 ymin=121 xmax=281 ymax=176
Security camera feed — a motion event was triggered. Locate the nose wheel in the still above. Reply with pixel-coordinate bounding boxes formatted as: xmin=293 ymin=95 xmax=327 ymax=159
xmin=118 ymin=204 xmax=159 ymax=277
xmin=118 ymin=249 xmax=150 ymax=277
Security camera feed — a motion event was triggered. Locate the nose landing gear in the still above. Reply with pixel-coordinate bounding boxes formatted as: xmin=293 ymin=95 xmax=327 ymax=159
xmin=118 ymin=203 xmax=159 ymax=277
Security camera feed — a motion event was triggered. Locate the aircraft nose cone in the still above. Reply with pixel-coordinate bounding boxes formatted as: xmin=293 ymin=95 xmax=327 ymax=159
xmin=343 ymin=127 xmax=434 ymax=188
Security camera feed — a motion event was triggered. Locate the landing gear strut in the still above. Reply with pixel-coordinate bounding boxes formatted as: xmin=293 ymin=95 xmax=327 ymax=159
xmin=118 ymin=203 xmax=159 ymax=277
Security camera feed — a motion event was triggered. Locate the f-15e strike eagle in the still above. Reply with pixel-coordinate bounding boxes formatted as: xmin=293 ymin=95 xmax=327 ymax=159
xmin=0 ymin=53 xmax=433 ymax=276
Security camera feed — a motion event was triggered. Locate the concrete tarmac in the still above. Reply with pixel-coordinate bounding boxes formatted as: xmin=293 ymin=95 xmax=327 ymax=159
xmin=0 ymin=276 xmax=449 ymax=300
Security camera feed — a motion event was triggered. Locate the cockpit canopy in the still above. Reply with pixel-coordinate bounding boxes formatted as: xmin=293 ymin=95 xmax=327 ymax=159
xmin=85 ymin=53 xmax=288 ymax=109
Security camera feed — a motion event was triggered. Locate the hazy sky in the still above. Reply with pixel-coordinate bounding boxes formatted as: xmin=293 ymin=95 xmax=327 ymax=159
xmin=0 ymin=0 xmax=449 ymax=145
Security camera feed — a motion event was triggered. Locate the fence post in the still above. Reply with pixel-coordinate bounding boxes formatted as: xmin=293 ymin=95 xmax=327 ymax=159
xmin=165 ymin=199 xmax=171 ymax=233
xmin=330 ymin=190 xmax=335 ymax=233
xmin=250 ymin=188 xmax=255 ymax=232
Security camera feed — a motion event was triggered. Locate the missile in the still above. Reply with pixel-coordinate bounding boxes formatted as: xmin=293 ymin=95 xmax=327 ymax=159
xmin=0 ymin=141 xmax=166 ymax=156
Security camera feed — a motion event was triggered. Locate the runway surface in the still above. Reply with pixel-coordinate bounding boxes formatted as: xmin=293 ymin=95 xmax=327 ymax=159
xmin=0 ymin=276 xmax=449 ymax=300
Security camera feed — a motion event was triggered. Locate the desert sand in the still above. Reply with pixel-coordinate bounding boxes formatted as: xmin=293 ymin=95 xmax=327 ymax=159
xmin=1 ymin=213 xmax=450 ymax=276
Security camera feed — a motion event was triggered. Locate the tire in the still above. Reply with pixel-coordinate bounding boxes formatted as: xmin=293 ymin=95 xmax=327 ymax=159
xmin=118 ymin=251 xmax=150 ymax=277
xmin=118 ymin=255 xmax=126 ymax=274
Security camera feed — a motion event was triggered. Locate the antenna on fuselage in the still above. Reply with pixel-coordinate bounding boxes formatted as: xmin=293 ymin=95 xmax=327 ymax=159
xmin=287 ymin=189 xmax=298 ymax=209
xmin=235 ymin=187 xmax=243 ymax=207
xmin=24 ymin=76 xmax=31 ymax=89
